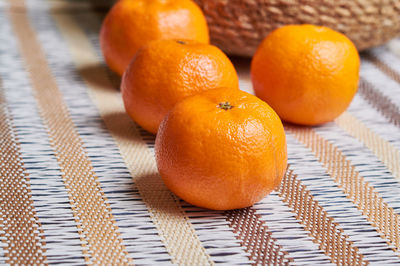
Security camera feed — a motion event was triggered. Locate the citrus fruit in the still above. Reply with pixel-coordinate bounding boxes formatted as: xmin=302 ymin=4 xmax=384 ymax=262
xmin=121 ymin=39 xmax=239 ymax=134
xmin=100 ymin=0 xmax=209 ymax=75
xmin=155 ymin=88 xmax=287 ymax=210
xmin=251 ymin=24 xmax=360 ymax=125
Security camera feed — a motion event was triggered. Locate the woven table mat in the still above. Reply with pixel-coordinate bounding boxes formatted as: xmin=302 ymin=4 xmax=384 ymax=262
xmin=1 ymin=0 xmax=400 ymax=265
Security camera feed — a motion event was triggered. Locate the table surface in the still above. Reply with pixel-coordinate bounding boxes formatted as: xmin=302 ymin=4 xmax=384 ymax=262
xmin=1 ymin=0 xmax=400 ymax=265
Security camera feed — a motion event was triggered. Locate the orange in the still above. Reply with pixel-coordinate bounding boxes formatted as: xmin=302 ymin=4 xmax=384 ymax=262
xmin=155 ymin=88 xmax=287 ymax=210
xmin=121 ymin=39 xmax=239 ymax=134
xmin=251 ymin=24 xmax=360 ymax=125
xmin=100 ymin=0 xmax=209 ymax=75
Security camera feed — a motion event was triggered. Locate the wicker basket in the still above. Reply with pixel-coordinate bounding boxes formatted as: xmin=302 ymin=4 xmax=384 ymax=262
xmin=194 ymin=0 xmax=400 ymax=57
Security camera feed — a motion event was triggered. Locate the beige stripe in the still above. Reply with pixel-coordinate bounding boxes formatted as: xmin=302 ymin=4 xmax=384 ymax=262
xmin=336 ymin=112 xmax=400 ymax=181
xmin=278 ymin=168 xmax=367 ymax=265
xmin=286 ymin=125 xmax=400 ymax=254
xmin=0 ymin=79 xmax=48 ymax=265
xmin=8 ymin=3 xmax=132 ymax=265
xmin=50 ymin=9 xmax=213 ymax=266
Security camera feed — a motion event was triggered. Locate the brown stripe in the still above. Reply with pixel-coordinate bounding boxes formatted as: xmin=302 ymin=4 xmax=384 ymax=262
xmin=286 ymin=125 xmax=400 ymax=255
xmin=0 ymin=79 xmax=48 ymax=264
xmin=50 ymin=8 xmax=213 ymax=265
xmin=278 ymin=168 xmax=366 ymax=265
xmin=358 ymin=79 xmax=400 ymax=128
xmin=365 ymin=52 xmax=400 ymax=85
xmin=8 ymin=3 xmax=132 ymax=264
xmin=225 ymin=208 xmax=292 ymax=265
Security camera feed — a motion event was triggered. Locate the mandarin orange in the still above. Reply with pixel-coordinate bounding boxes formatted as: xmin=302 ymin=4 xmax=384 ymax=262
xmin=100 ymin=0 xmax=209 ymax=75
xmin=121 ymin=39 xmax=239 ymax=134
xmin=251 ymin=24 xmax=360 ymax=125
xmin=155 ymin=88 xmax=287 ymax=210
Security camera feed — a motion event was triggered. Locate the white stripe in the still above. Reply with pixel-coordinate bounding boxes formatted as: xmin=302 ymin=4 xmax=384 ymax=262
xmin=180 ymin=203 xmax=253 ymax=264
xmin=369 ymin=45 xmax=400 ymax=75
xmin=255 ymin=192 xmax=333 ymax=265
xmin=386 ymin=38 xmax=400 ymax=58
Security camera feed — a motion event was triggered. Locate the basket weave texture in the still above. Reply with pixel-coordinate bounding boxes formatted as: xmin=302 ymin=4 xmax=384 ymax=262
xmin=194 ymin=0 xmax=400 ymax=57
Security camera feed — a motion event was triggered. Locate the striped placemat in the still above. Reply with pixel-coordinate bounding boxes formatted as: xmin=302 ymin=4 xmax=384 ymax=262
xmin=1 ymin=0 xmax=400 ymax=265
